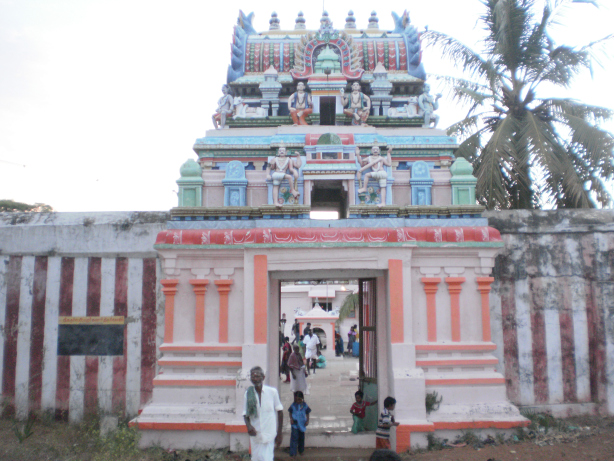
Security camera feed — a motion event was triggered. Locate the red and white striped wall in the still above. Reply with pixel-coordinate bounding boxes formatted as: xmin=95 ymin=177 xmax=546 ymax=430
xmin=1 ymin=211 xmax=613 ymax=421
xmin=0 ymin=255 xmax=163 ymax=421
xmin=488 ymin=224 xmax=614 ymax=415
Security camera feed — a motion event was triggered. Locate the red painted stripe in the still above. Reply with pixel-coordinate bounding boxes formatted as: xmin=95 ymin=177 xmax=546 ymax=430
xmin=1 ymin=256 xmax=22 ymax=416
xmin=559 ymin=281 xmax=577 ymax=403
xmin=140 ymin=258 xmax=157 ymax=406
xmin=84 ymin=257 xmax=102 ymax=413
xmin=29 ymin=256 xmax=48 ymax=412
xmin=84 ymin=357 xmax=98 ymax=414
xmin=55 ymin=257 xmax=74 ymax=419
xmin=113 ymin=258 xmax=128 ymax=414
xmin=86 ymin=257 xmax=101 ymax=316
xmin=159 ymin=345 xmax=242 ymax=352
xmin=586 ymin=278 xmax=606 ymax=402
xmin=433 ymin=420 xmax=529 ymax=430
xmin=500 ymin=278 xmax=520 ymax=403
xmin=530 ymin=278 xmax=548 ymax=404
xmin=415 ymin=344 xmax=497 ymax=351
xmin=58 ymin=257 xmax=74 ymax=316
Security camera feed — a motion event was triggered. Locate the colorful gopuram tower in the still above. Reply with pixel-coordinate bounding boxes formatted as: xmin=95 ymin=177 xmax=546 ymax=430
xmin=132 ymin=10 xmax=527 ymax=451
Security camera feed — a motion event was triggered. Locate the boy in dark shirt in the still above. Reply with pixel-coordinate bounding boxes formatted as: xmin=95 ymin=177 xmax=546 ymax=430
xmin=288 ymin=391 xmax=311 ymax=458
xmin=350 ymin=390 xmax=377 ymax=434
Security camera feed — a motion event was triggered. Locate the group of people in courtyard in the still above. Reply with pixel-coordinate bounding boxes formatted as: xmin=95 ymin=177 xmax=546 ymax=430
xmin=243 ymin=365 xmax=400 ymax=460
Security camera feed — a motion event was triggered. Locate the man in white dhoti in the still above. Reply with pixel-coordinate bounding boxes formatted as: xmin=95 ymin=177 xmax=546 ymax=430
xmin=303 ymin=329 xmax=320 ymax=375
xmin=243 ymin=366 xmax=284 ymax=461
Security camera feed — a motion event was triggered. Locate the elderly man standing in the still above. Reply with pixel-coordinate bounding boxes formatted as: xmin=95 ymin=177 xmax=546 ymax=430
xmin=243 ymin=366 xmax=284 ymax=461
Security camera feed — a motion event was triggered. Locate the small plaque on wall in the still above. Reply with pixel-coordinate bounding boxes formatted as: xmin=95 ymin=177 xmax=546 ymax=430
xmin=57 ymin=316 xmax=125 ymax=356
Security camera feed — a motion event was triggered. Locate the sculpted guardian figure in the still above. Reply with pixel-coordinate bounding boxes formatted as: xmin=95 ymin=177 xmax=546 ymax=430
xmin=341 ymin=82 xmax=371 ymax=126
xmin=418 ymin=83 xmax=442 ymax=128
xmin=266 ymin=147 xmax=301 ymax=207
xmin=212 ymin=84 xmax=234 ymax=129
xmin=288 ymin=82 xmax=313 ymax=126
xmin=356 ymin=145 xmax=392 ymax=207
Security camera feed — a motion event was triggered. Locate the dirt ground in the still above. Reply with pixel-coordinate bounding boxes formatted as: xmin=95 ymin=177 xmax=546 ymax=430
xmin=1 ymin=414 xmax=614 ymax=461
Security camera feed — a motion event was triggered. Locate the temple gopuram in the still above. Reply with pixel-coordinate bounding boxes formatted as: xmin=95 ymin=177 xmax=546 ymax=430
xmin=132 ymin=10 xmax=527 ymax=452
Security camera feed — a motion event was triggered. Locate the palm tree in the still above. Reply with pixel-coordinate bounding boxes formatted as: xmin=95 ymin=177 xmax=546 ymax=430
xmin=424 ymin=0 xmax=614 ymax=209
xmin=336 ymin=292 xmax=358 ymax=326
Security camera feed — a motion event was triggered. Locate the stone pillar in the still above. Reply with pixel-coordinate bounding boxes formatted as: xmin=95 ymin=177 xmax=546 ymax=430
xmin=160 ymin=279 xmax=179 ymax=343
xmin=421 ymin=278 xmax=440 ymax=342
xmin=476 ymin=277 xmax=494 ymax=341
xmin=445 ymin=277 xmax=465 ymax=342
xmin=215 ymin=280 xmax=234 ymax=343
xmin=388 ymin=259 xmax=404 ymax=344
xmin=189 ymin=279 xmax=209 ymax=343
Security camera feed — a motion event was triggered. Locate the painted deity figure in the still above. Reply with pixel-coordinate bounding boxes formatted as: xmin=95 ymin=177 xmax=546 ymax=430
xmin=266 ymin=147 xmax=301 ymax=207
xmin=418 ymin=83 xmax=442 ymax=128
xmin=212 ymin=84 xmax=234 ymax=129
xmin=288 ymin=82 xmax=313 ymax=126
xmin=356 ymin=145 xmax=392 ymax=207
xmin=341 ymin=82 xmax=371 ymax=126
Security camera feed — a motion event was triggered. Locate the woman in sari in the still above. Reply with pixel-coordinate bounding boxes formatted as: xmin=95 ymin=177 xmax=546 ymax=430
xmin=287 ymin=344 xmax=308 ymax=395
xmin=280 ymin=337 xmax=292 ymax=383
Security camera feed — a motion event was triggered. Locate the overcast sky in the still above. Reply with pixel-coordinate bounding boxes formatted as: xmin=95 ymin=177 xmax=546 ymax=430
xmin=1 ymin=0 xmax=612 ymax=211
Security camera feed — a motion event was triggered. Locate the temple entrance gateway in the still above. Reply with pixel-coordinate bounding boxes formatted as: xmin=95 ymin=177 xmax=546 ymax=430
xmin=133 ymin=8 xmax=528 ymax=454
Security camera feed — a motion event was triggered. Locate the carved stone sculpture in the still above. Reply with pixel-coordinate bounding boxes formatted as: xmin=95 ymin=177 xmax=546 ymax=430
xmin=288 ymin=82 xmax=313 ymax=126
xmin=232 ymin=97 xmax=267 ymax=119
xmin=266 ymin=147 xmax=301 ymax=207
xmin=212 ymin=84 xmax=234 ymax=129
xmin=418 ymin=83 xmax=442 ymax=128
xmin=356 ymin=145 xmax=392 ymax=207
xmin=387 ymin=97 xmax=419 ymax=118
xmin=341 ymin=82 xmax=371 ymax=126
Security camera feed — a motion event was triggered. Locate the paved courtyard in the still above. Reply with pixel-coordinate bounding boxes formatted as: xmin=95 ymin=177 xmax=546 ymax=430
xmin=279 ymin=355 xmax=361 ymax=433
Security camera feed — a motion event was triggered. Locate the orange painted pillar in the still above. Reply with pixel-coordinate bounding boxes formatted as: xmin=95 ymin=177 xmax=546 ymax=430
xmin=160 ymin=279 xmax=179 ymax=343
xmin=476 ymin=277 xmax=494 ymax=342
xmin=445 ymin=277 xmax=465 ymax=342
xmin=215 ymin=279 xmax=234 ymax=343
xmin=396 ymin=425 xmax=411 ymax=453
xmin=189 ymin=279 xmax=209 ymax=343
xmin=254 ymin=255 xmax=268 ymax=344
xmin=421 ymin=278 xmax=441 ymax=342
xmin=389 ymin=259 xmax=404 ymax=343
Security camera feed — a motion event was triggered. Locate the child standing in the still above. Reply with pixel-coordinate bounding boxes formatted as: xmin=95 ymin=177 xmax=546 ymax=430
xmin=375 ymin=397 xmax=399 ymax=449
xmin=350 ymin=390 xmax=377 ymax=434
xmin=288 ymin=391 xmax=311 ymax=458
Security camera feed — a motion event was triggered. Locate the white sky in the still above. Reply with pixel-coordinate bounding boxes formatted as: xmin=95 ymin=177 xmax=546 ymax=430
xmin=1 ymin=0 xmax=612 ymax=211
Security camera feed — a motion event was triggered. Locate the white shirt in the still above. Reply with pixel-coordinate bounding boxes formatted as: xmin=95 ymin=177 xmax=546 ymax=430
xmin=243 ymin=385 xmax=283 ymax=443
xmin=304 ymin=334 xmax=320 ymax=352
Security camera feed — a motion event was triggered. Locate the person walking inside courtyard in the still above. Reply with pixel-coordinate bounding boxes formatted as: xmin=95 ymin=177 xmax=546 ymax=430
xmin=350 ymin=390 xmax=377 ymax=434
xmin=291 ymin=319 xmax=300 ymax=345
xmin=347 ymin=325 xmax=356 ymax=356
xmin=375 ymin=397 xmax=399 ymax=449
xmin=303 ymin=329 xmax=320 ymax=375
xmin=243 ymin=366 xmax=284 ymax=461
xmin=288 ymin=344 xmax=308 ymax=395
xmin=280 ymin=337 xmax=292 ymax=383
xmin=288 ymin=391 xmax=311 ymax=458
